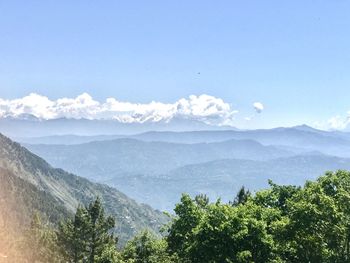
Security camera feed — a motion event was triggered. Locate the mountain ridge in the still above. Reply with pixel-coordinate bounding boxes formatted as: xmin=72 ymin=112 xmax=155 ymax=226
xmin=24 ymin=137 xmax=295 ymax=182
xmin=104 ymin=154 xmax=350 ymax=211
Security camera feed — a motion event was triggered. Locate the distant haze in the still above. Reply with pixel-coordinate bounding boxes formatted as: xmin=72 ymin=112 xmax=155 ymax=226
xmin=23 ymin=126 xmax=350 ymax=211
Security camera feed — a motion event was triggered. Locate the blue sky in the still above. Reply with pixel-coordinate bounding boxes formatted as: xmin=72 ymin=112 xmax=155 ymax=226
xmin=0 ymin=1 xmax=350 ymax=129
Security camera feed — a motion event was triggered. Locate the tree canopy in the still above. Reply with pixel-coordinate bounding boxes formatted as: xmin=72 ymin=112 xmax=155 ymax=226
xmin=13 ymin=170 xmax=350 ymax=263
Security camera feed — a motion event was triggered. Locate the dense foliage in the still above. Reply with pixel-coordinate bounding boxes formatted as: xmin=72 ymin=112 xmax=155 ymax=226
xmin=166 ymin=170 xmax=350 ymax=262
xmin=8 ymin=170 xmax=350 ymax=262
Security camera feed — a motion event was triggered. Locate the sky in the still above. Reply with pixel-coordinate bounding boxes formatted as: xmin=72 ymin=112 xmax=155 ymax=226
xmin=1 ymin=1 xmax=350 ymax=129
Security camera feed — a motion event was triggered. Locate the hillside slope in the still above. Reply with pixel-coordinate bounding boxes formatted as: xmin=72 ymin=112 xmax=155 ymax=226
xmin=0 ymin=134 xmax=167 ymax=245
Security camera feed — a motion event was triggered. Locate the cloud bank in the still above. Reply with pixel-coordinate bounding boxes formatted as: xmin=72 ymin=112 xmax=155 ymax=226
xmin=0 ymin=93 xmax=239 ymax=126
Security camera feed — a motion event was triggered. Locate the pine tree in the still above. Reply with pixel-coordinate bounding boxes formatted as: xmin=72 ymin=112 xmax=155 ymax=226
xmin=58 ymin=206 xmax=89 ymax=262
xmin=58 ymin=198 xmax=118 ymax=263
xmin=86 ymin=198 xmax=117 ymax=263
xmin=231 ymin=186 xmax=251 ymax=206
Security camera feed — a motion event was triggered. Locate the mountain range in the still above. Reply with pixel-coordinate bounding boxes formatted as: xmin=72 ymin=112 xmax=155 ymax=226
xmin=24 ymin=138 xmax=294 ymax=181
xmin=0 ymin=116 xmax=233 ymax=138
xmin=20 ymin=125 xmax=350 ymax=211
xmin=14 ymin=124 xmax=350 ymax=158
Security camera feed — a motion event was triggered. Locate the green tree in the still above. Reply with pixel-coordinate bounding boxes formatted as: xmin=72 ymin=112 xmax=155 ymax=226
xmin=279 ymin=171 xmax=350 ymax=262
xmin=231 ymin=186 xmax=251 ymax=206
xmin=122 ymin=230 xmax=177 ymax=263
xmin=254 ymin=181 xmax=301 ymax=215
xmin=166 ymin=194 xmax=205 ymax=260
xmin=58 ymin=206 xmax=89 ymax=262
xmin=86 ymin=197 xmax=118 ymax=263
xmin=252 ymin=171 xmax=350 ymax=262
xmin=194 ymin=194 xmax=209 ymax=208
xmin=167 ymin=195 xmax=282 ymax=262
xmin=58 ymin=198 xmax=118 ymax=263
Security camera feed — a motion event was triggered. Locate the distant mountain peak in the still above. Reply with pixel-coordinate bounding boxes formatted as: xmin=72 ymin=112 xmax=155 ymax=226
xmin=2 ymin=113 xmax=41 ymax=121
xmin=292 ymin=124 xmax=320 ymax=132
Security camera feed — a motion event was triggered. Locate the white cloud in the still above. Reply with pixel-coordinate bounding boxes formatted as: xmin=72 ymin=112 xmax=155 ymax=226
xmin=0 ymin=93 xmax=238 ymax=126
xmin=253 ymin=102 xmax=264 ymax=113
xmin=244 ymin=102 xmax=264 ymax=122
xmin=312 ymin=112 xmax=350 ymax=131
xmin=326 ymin=114 xmax=350 ymax=130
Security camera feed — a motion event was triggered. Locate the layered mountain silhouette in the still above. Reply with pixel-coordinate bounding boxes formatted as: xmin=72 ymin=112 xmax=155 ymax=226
xmin=0 ymin=116 xmax=233 ymax=138
xmin=22 ymin=126 xmax=350 ymax=211
xmin=25 ymin=138 xmax=294 ymax=181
